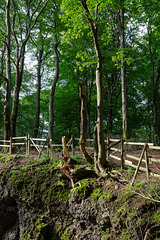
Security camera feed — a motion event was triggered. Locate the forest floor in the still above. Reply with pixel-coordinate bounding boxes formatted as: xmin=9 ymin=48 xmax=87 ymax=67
xmin=0 ymin=145 xmax=160 ymax=184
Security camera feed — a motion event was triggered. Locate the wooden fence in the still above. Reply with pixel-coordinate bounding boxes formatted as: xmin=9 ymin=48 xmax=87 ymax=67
xmin=0 ymin=134 xmax=75 ymax=157
xmin=105 ymin=138 xmax=160 ymax=181
xmin=1 ymin=135 xmax=160 ymax=180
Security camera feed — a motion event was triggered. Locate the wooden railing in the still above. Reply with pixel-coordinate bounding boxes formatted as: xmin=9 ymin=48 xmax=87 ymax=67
xmin=105 ymin=139 xmax=160 ymax=181
xmin=0 ymin=134 xmax=75 ymax=156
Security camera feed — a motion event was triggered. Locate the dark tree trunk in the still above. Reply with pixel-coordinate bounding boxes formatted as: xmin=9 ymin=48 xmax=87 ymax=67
xmin=107 ymin=72 xmax=113 ymax=138
xmin=151 ymin=59 xmax=160 ymax=145
xmin=48 ymin=44 xmax=59 ymax=141
xmin=33 ymin=49 xmax=43 ymax=138
xmin=0 ymin=44 xmax=6 ymax=87
xmin=118 ymin=6 xmax=129 ymax=140
xmin=85 ymin=71 xmax=94 ymax=139
xmin=78 ymin=82 xmax=93 ymax=164
xmin=155 ymin=60 xmax=160 ymax=143
xmin=148 ymin=21 xmax=160 ymax=145
xmin=106 ymin=69 xmax=121 ymax=138
xmin=4 ymin=0 xmax=11 ymax=140
xmin=10 ymin=0 xmax=49 ymax=137
xmin=11 ymin=45 xmax=26 ymax=136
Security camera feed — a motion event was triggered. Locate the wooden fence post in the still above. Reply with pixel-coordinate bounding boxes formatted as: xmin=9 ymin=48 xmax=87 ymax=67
xmin=131 ymin=143 xmax=147 ymax=186
xmin=121 ymin=138 xmax=124 ymax=169
xmin=27 ymin=134 xmax=30 ymax=155
xmin=145 ymin=144 xmax=150 ymax=180
xmin=10 ymin=137 xmax=12 ymax=154
xmin=71 ymin=135 xmax=75 ymax=156
xmin=106 ymin=137 xmax=110 ymax=160
xmin=26 ymin=135 xmax=28 ymax=154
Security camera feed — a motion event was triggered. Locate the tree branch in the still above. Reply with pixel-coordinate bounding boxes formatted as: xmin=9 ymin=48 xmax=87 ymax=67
xmin=95 ymin=3 xmax=100 ymax=21
xmin=24 ymin=0 xmax=50 ymax=45
xmin=0 ymin=73 xmax=8 ymax=83
xmin=130 ymin=188 xmax=160 ymax=203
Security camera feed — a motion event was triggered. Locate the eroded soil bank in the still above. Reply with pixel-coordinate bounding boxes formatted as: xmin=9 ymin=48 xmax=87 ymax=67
xmin=0 ymin=154 xmax=160 ymax=240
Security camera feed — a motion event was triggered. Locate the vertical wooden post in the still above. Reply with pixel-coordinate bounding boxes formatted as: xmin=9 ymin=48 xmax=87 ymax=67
xmin=131 ymin=143 xmax=147 ymax=186
xmin=145 ymin=144 xmax=150 ymax=180
xmin=71 ymin=135 xmax=75 ymax=156
xmin=121 ymin=138 xmax=124 ymax=169
xmin=10 ymin=137 xmax=12 ymax=154
xmin=27 ymin=134 xmax=30 ymax=155
xmin=106 ymin=137 xmax=110 ymax=160
xmin=26 ymin=135 xmax=28 ymax=154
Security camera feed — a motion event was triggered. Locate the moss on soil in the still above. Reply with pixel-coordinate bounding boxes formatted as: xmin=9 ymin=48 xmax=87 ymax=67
xmin=0 ymin=154 xmax=160 ymax=239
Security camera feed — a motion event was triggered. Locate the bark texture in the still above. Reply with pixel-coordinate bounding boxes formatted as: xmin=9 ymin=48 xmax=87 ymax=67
xmin=118 ymin=6 xmax=129 ymax=140
xmin=78 ymin=82 xmax=93 ymax=164
xmin=48 ymin=44 xmax=59 ymax=141
xmin=148 ymin=20 xmax=160 ymax=145
xmin=4 ymin=0 xmax=11 ymax=140
xmin=34 ymin=49 xmax=43 ymax=138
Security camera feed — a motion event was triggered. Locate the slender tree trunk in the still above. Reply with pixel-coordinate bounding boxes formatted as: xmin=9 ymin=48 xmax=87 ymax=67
xmin=118 ymin=6 xmax=129 ymax=140
xmin=106 ymin=69 xmax=120 ymax=138
xmin=48 ymin=44 xmax=59 ymax=141
xmin=80 ymin=1 xmax=108 ymax=176
xmin=9 ymin=0 xmax=49 ymax=137
xmin=148 ymin=22 xmax=160 ymax=145
xmin=34 ymin=49 xmax=43 ymax=138
xmin=106 ymin=72 xmax=113 ymax=138
xmin=10 ymin=44 xmax=26 ymax=136
xmin=108 ymin=98 xmax=113 ymax=138
xmin=4 ymin=0 xmax=11 ymax=140
xmin=95 ymin=58 xmax=106 ymax=171
xmin=0 ymin=44 xmax=6 ymax=87
xmin=85 ymin=71 xmax=94 ymax=139
xmin=151 ymin=58 xmax=160 ymax=145
xmin=151 ymin=60 xmax=157 ymax=145
xmin=156 ymin=60 xmax=160 ymax=144
xmin=79 ymin=82 xmax=93 ymax=164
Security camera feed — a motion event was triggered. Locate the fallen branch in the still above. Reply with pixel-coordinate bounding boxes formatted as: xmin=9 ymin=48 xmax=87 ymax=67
xmin=144 ymin=225 xmax=160 ymax=240
xmin=61 ymin=136 xmax=74 ymax=187
xmin=129 ymin=188 xmax=160 ymax=203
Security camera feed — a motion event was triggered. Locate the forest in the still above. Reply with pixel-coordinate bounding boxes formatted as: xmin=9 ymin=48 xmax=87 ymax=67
xmin=0 ymin=0 xmax=160 ymax=145
xmin=1 ymin=2 xmax=160 ymax=239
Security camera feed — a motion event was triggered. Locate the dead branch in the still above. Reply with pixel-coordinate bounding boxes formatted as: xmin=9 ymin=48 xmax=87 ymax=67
xmin=61 ymin=136 xmax=74 ymax=187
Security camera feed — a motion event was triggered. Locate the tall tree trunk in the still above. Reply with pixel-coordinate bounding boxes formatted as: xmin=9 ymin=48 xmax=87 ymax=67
xmin=151 ymin=58 xmax=160 ymax=145
xmin=34 ymin=49 xmax=43 ymax=138
xmin=95 ymin=57 xmax=107 ymax=174
xmin=155 ymin=60 xmax=160 ymax=144
xmin=118 ymin=6 xmax=129 ymax=140
xmin=4 ymin=0 xmax=11 ymax=140
xmin=0 ymin=44 xmax=6 ymax=87
xmin=107 ymin=98 xmax=113 ymax=138
xmin=48 ymin=44 xmax=59 ymax=141
xmin=10 ymin=44 xmax=26 ymax=136
xmin=106 ymin=72 xmax=113 ymax=138
xmin=9 ymin=0 xmax=49 ymax=137
xmin=148 ymin=22 xmax=160 ymax=145
xmin=106 ymin=69 xmax=120 ymax=138
xmin=85 ymin=71 xmax=94 ymax=139
xmin=80 ymin=1 xmax=108 ymax=176
xmin=78 ymin=82 xmax=93 ymax=164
